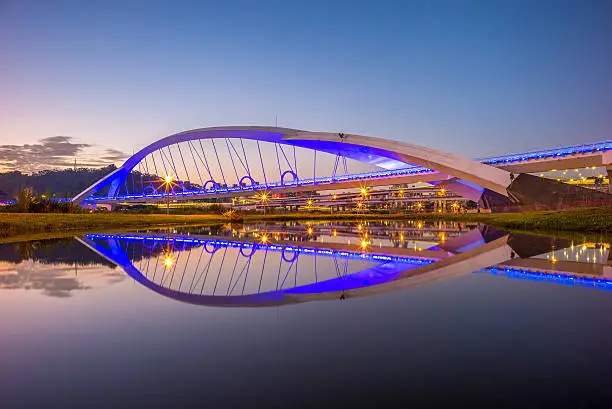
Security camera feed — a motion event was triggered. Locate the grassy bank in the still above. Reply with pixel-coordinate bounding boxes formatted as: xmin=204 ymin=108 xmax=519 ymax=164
xmin=242 ymin=206 xmax=612 ymax=233
xmin=0 ymin=213 xmax=226 ymax=243
xmin=1 ymin=206 xmax=611 ymax=242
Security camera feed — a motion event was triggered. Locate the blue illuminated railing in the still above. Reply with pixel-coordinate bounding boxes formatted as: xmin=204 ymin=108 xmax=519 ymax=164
xmin=478 ymin=267 xmax=612 ymax=291
xmin=85 ymin=165 xmax=436 ymax=202
xmin=85 ymin=233 xmax=440 ymax=265
xmin=478 ymin=140 xmax=612 ymax=166
xmin=87 ymin=139 xmax=612 ymax=202
xmin=0 ymin=197 xmax=72 ymax=206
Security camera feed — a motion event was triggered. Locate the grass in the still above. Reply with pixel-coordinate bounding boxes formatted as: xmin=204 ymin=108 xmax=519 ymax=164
xmin=1 ymin=206 xmax=611 ymax=242
xmin=0 ymin=213 xmax=226 ymax=243
xmin=242 ymin=206 xmax=612 ymax=233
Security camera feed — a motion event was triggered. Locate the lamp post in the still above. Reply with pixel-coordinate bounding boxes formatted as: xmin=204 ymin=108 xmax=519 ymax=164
xmin=163 ymin=175 xmax=174 ymax=215
xmin=259 ymin=192 xmax=269 ymax=214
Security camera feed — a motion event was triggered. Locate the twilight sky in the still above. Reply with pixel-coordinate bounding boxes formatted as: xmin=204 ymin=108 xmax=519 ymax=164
xmin=1 ymin=0 xmax=611 ymax=171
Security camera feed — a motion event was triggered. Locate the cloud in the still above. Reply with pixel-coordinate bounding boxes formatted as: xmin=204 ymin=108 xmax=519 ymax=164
xmin=0 ymin=136 xmax=128 ymax=172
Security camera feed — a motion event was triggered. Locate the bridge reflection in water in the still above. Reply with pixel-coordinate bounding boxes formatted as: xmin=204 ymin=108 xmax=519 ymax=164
xmin=77 ymin=224 xmax=612 ymax=307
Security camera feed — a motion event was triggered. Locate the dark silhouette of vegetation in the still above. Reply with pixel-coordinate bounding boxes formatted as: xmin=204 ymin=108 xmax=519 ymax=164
xmin=0 ymin=238 xmax=115 ymax=267
xmin=0 ymin=165 xmax=117 ymax=199
xmin=5 ymin=187 xmax=86 ymax=213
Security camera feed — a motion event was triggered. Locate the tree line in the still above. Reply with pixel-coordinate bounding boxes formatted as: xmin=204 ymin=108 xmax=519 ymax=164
xmin=0 ymin=165 xmax=117 ymax=199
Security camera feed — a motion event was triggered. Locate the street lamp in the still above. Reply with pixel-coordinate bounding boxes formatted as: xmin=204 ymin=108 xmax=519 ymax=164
xmin=258 ymin=192 xmax=270 ymax=214
xmin=162 ymin=175 xmax=174 ymax=214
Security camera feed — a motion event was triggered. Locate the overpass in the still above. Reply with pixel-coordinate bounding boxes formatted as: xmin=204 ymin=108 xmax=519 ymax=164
xmin=73 ymin=126 xmax=612 ymax=211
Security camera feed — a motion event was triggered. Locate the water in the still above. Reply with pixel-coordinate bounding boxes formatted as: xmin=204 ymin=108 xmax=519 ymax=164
xmin=1 ymin=220 xmax=611 ymax=408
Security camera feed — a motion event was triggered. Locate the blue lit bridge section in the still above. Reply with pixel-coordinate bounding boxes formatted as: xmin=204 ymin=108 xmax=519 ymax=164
xmin=72 ymin=126 xmax=612 ymax=209
xmin=77 ymin=233 xmax=437 ymax=306
xmin=76 ymin=224 xmax=612 ymax=306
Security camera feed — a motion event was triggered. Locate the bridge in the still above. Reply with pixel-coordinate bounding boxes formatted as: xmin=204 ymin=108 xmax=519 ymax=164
xmin=73 ymin=126 xmax=612 ymax=211
xmin=77 ymin=225 xmax=612 ymax=307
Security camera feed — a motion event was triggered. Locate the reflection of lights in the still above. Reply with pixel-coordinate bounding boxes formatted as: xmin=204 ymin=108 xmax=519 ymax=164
xmin=360 ymin=238 xmax=370 ymax=250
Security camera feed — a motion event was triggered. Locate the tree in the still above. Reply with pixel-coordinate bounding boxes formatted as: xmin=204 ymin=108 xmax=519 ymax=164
xmin=15 ymin=187 xmax=35 ymax=212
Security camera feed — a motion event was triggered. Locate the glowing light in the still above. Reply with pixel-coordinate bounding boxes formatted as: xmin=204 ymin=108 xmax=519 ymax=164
xmin=332 ymin=229 xmax=338 ymax=237
xmin=261 ymin=194 xmax=268 ymax=201
xmin=307 ymin=199 xmax=313 ymax=206
xmin=360 ymin=238 xmax=370 ymax=250
xmin=360 ymin=187 xmax=368 ymax=196
xmin=164 ymin=175 xmax=174 ymax=184
xmin=357 ymin=224 xmax=363 ymax=231
xmin=417 ymin=222 xmax=423 ymax=229
xmin=307 ymin=226 xmax=313 ymax=235
xmin=164 ymin=255 xmax=173 ymax=267
xmin=332 ymin=194 xmax=337 ymax=200
xmin=260 ymin=234 xmax=269 ymax=244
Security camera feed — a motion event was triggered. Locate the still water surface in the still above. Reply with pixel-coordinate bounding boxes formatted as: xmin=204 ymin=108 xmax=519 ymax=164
xmin=1 ymin=220 xmax=611 ymax=408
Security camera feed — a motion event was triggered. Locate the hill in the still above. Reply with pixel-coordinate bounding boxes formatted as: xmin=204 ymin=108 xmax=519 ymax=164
xmin=0 ymin=166 xmax=116 ymax=199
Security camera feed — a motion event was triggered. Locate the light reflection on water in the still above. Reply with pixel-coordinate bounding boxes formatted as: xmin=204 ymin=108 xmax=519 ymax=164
xmin=1 ymin=220 xmax=612 ymax=408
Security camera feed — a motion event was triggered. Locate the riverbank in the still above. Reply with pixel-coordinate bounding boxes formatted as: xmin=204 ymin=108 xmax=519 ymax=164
xmin=250 ymin=206 xmax=612 ymax=232
xmin=1 ymin=206 xmax=611 ymax=242
xmin=0 ymin=213 xmax=226 ymax=243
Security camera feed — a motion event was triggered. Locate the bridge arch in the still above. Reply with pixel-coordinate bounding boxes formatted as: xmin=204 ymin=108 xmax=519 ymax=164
xmin=72 ymin=126 xmax=512 ymax=204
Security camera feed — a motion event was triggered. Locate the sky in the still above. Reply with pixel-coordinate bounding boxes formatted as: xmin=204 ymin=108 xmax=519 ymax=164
xmin=1 ymin=0 xmax=611 ymax=171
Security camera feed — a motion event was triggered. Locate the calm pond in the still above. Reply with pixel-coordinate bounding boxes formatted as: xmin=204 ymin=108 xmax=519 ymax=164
xmin=1 ymin=220 xmax=611 ymax=408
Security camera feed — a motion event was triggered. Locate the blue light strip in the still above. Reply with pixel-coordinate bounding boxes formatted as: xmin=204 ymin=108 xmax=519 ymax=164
xmin=478 ymin=140 xmax=612 ymax=165
xmin=0 ymin=197 xmax=72 ymax=205
xmin=84 ymin=233 xmax=439 ymax=265
xmin=84 ymin=138 xmax=611 ymax=202
xmin=478 ymin=267 xmax=612 ymax=291
xmin=86 ymin=166 xmax=437 ymax=201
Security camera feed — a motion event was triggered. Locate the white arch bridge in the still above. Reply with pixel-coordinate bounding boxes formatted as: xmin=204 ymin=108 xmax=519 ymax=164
xmin=73 ymin=126 xmax=612 ymax=211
